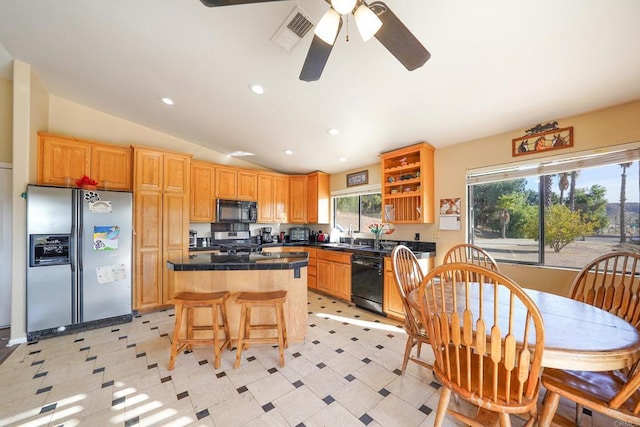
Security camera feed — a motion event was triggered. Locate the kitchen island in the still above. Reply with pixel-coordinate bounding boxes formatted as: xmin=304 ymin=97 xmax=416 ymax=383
xmin=167 ymin=251 xmax=309 ymax=343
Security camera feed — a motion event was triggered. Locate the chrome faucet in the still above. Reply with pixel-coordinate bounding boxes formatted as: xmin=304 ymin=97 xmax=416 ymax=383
xmin=348 ymin=224 xmax=354 ymax=245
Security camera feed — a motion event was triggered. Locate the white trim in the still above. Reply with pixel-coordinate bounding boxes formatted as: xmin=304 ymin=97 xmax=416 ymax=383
xmin=0 ymin=162 xmax=12 ymax=169
xmin=331 ymin=183 xmax=381 ymax=197
xmin=467 ymin=141 xmax=640 ymax=185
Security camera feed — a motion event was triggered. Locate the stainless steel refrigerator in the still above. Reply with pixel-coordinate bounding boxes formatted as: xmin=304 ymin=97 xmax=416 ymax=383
xmin=26 ymin=185 xmax=133 ymax=340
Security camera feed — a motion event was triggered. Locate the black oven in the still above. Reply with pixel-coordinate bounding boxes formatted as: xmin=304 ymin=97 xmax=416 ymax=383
xmin=215 ymin=199 xmax=257 ymax=223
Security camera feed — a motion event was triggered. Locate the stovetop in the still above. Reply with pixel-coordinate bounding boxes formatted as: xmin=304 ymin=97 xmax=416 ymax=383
xmin=210 ymin=230 xmax=261 ymax=254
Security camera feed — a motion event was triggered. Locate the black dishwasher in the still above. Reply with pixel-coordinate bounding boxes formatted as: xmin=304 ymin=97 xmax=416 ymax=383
xmin=351 ymin=254 xmax=385 ymax=316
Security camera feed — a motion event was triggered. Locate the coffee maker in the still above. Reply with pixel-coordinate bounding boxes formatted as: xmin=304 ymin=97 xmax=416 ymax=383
xmin=260 ymin=227 xmax=274 ymax=243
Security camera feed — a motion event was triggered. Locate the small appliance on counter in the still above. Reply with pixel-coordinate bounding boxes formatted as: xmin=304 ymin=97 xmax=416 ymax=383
xmin=289 ymin=227 xmax=309 ymax=243
xmin=260 ymin=227 xmax=274 ymax=243
xmin=189 ymin=230 xmax=197 ymax=248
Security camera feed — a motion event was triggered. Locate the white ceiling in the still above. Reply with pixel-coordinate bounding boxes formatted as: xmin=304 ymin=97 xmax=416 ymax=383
xmin=1 ymin=0 xmax=640 ymax=174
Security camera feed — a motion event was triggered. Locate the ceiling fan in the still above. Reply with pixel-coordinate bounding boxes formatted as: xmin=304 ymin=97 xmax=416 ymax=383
xmin=199 ymin=0 xmax=431 ymax=81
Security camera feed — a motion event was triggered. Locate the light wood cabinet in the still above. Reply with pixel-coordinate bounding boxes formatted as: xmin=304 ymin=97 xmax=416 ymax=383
xmin=257 ymin=172 xmax=289 ymax=222
xmin=289 ymin=172 xmax=329 ymax=224
xmin=307 ymin=248 xmax=317 ymax=290
xmin=316 ymin=249 xmax=351 ymax=301
xmin=238 ymin=169 xmax=257 ymax=200
xmin=380 ymin=142 xmax=435 ymax=223
xmin=383 ymin=255 xmax=433 ymax=320
xmin=215 ymin=166 xmax=257 ymax=201
xmin=190 ymin=161 xmax=216 ymax=222
xmin=289 ymin=175 xmax=307 ymax=223
xmin=133 ymin=146 xmax=190 ymax=311
xmin=307 ymin=172 xmax=330 ymax=224
xmin=38 ymin=132 xmax=132 ymax=190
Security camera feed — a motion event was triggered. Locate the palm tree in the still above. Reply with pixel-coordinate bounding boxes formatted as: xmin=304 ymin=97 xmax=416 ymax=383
xmin=558 ymin=173 xmax=569 ymax=204
xmin=620 ymin=162 xmax=632 ymax=243
xmin=568 ymin=171 xmax=579 ymax=211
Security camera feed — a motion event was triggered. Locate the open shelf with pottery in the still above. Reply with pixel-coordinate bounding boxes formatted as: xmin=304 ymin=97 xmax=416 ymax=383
xmin=380 ymin=142 xmax=435 ymax=224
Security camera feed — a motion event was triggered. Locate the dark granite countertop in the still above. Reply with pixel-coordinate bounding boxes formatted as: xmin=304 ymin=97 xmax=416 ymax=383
xmin=261 ymin=242 xmax=435 ymax=258
xmin=168 ymin=251 xmax=309 ymax=271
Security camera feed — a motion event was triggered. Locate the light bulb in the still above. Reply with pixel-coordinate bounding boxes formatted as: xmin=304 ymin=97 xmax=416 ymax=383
xmin=331 ymin=0 xmax=356 ymax=15
xmin=354 ymin=4 xmax=382 ymax=41
xmin=314 ymin=8 xmax=341 ymax=45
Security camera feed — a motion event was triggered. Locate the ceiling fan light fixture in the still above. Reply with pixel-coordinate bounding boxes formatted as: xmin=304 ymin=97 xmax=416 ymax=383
xmin=354 ymin=4 xmax=382 ymax=41
xmin=331 ymin=0 xmax=357 ymax=15
xmin=314 ymin=8 xmax=341 ymax=45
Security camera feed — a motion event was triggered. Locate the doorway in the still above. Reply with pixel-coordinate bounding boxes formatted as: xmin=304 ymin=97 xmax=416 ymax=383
xmin=0 ymin=165 xmax=12 ymax=327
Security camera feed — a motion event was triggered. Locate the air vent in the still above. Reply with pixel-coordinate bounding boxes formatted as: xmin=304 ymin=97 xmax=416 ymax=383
xmin=271 ymin=7 xmax=314 ymax=53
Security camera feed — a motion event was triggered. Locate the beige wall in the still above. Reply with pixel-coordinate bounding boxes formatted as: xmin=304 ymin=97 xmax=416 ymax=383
xmin=48 ymin=96 xmax=264 ymax=169
xmin=434 ymin=100 xmax=640 ymax=294
xmin=0 ymin=77 xmax=12 ymax=163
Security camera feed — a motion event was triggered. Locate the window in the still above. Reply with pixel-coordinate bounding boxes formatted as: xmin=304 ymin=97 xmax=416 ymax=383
xmin=333 ymin=193 xmax=382 ymax=232
xmin=468 ymin=144 xmax=640 ymax=269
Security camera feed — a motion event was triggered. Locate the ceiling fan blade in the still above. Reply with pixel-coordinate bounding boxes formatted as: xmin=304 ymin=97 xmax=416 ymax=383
xmin=299 ymin=18 xmax=342 ymax=82
xmin=370 ymin=1 xmax=430 ymax=71
xmin=299 ymin=35 xmax=334 ymax=82
xmin=200 ymin=0 xmax=288 ymax=7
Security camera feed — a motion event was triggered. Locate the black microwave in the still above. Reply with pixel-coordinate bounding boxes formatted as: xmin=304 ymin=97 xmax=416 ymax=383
xmin=215 ymin=199 xmax=257 ymax=223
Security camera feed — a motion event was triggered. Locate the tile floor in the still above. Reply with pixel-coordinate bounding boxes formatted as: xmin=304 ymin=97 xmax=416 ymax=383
xmin=0 ymin=290 xmax=619 ymax=426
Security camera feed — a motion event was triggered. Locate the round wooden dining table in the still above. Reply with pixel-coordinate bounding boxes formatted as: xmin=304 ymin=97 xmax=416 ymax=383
xmin=409 ymin=285 xmax=640 ymax=371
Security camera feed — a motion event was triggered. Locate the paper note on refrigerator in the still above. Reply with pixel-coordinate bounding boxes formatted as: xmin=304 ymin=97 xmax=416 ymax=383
xmin=96 ymin=264 xmax=127 ymax=284
xmin=93 ymin=225 xmax=120 ymax=251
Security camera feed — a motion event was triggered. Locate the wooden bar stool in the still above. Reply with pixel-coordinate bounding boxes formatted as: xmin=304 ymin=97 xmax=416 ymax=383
xmin=168 ymin=291 xmax=231 ymax=370
xmin=234 ymin=290 xmax=288 ymax=368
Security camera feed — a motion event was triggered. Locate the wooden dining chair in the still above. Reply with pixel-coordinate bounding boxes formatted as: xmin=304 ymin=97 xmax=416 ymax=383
xmin=443 ymin=243 xmax=499 ymax=271
xmin=539 ymin=368 xmax=640 ymax=426
xmin=548 ymin=251 xmax=640 ymax=424
xmin=417 ymin=263 xmax=545 ymax=427
xmin=391 ymin=245 xmax=432 ymax=374
xmin=569 ymin=251 xmax=640 ymax=327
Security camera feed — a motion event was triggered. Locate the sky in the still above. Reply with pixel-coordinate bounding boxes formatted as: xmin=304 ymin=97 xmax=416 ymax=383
xmin=526 ymin=161 xmax=640 ymax=203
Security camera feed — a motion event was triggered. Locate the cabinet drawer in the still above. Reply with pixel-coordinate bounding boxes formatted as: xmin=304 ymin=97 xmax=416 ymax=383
xmin=308 ymin=265 xmax=317 ymax=277
xmin=317 ymin=249 xmax=352 ymax=264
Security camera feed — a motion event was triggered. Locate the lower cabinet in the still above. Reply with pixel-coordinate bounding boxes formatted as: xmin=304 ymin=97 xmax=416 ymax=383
xmin=317 ymin=250 xmax=351 ymax=301
xmin=383 ymin=256 xmax=433 ymax=320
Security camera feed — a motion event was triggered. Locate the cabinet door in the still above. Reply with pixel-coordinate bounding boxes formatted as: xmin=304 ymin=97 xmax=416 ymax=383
xmin=332 ymin=262 xmax=352 ymax=301
xmin=38 ymin=134 xmax=91 ymax=186
xmin=163 ymin=153 xmax=190 ymax=193
xmin=215 ymin=166 xmax=237 ymax=199
xmin=134 ymin=190 xmax=163 ymax=310
xmin=289 ymin=175 xmax=307 ymax=223
xmin=317 ymin=259 xmax=333 ymax=294
xmin=134 ymin=148 xmax=163 ymax=191
xmin=237 ymin=170 xmax=257 ymax=201
xmin=91 ymin=144 xmax=132 ymax=190
xmin=190 ymin=162 xmax=215 ymax=222
xmin=274 ymin=175 xmax=289 ymax=223
xmin=307 ymin=173 xmax=318 ymax=224
xmin=383 ymin=258 xmax=405 ymax=320
xmin=257 ymin=173 xmax=274 ymax=222
xmin=163 ymin=192 xmax=189 ymax=304
xmin=306 ymin=248 xmax=317 ymax=289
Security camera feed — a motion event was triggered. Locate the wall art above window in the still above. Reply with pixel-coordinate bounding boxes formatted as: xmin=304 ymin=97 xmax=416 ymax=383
xmin=512 ymin=125 xmax=573 ymax=157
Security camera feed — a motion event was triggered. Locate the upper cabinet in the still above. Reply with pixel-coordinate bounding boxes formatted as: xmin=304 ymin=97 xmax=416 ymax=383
xmin=380 ymin=142 xmax=435 ymax=223
xmin=38 ymin=132 xmax=132 ymax=190
xmin=258 ymin=172 xmax=289 ymax=223
xmin=215 ymin=166 xmax=257 ymax=201
xmin=190 ymin=161 xmax=216 ymax=222
xmin=289 ymin=172 xmax=329 ymax=224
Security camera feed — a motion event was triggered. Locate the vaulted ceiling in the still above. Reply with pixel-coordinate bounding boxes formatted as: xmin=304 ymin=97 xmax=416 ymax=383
xmin=1 ymin=0 xmax=640 ymax=174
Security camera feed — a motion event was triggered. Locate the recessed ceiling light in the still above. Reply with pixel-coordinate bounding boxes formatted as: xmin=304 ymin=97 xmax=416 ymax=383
xmin=284 ymin=149 xmax=294 ymax=155
xmin=327 ymin=128 xmax=339 ymax=136
xmin=338 ymin=157 xmax=347 ymax=162
xmin=250 ymin=84 xmax=265 ymax=95
xmin=161 ymin=97 xmax=174 ymax=106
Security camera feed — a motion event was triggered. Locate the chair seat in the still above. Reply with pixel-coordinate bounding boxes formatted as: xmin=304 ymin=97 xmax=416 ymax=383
xmin=541 ymin=368 xmax=640 ymax=423
xmin=172 ymin=291 xmax=230 ymax=305
xmin=236 ymin=290 xmax=287 ymax=304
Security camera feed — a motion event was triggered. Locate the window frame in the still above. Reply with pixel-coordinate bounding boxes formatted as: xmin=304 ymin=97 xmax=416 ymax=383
xmin=466 ymin=142 xmax=640 ymax=267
